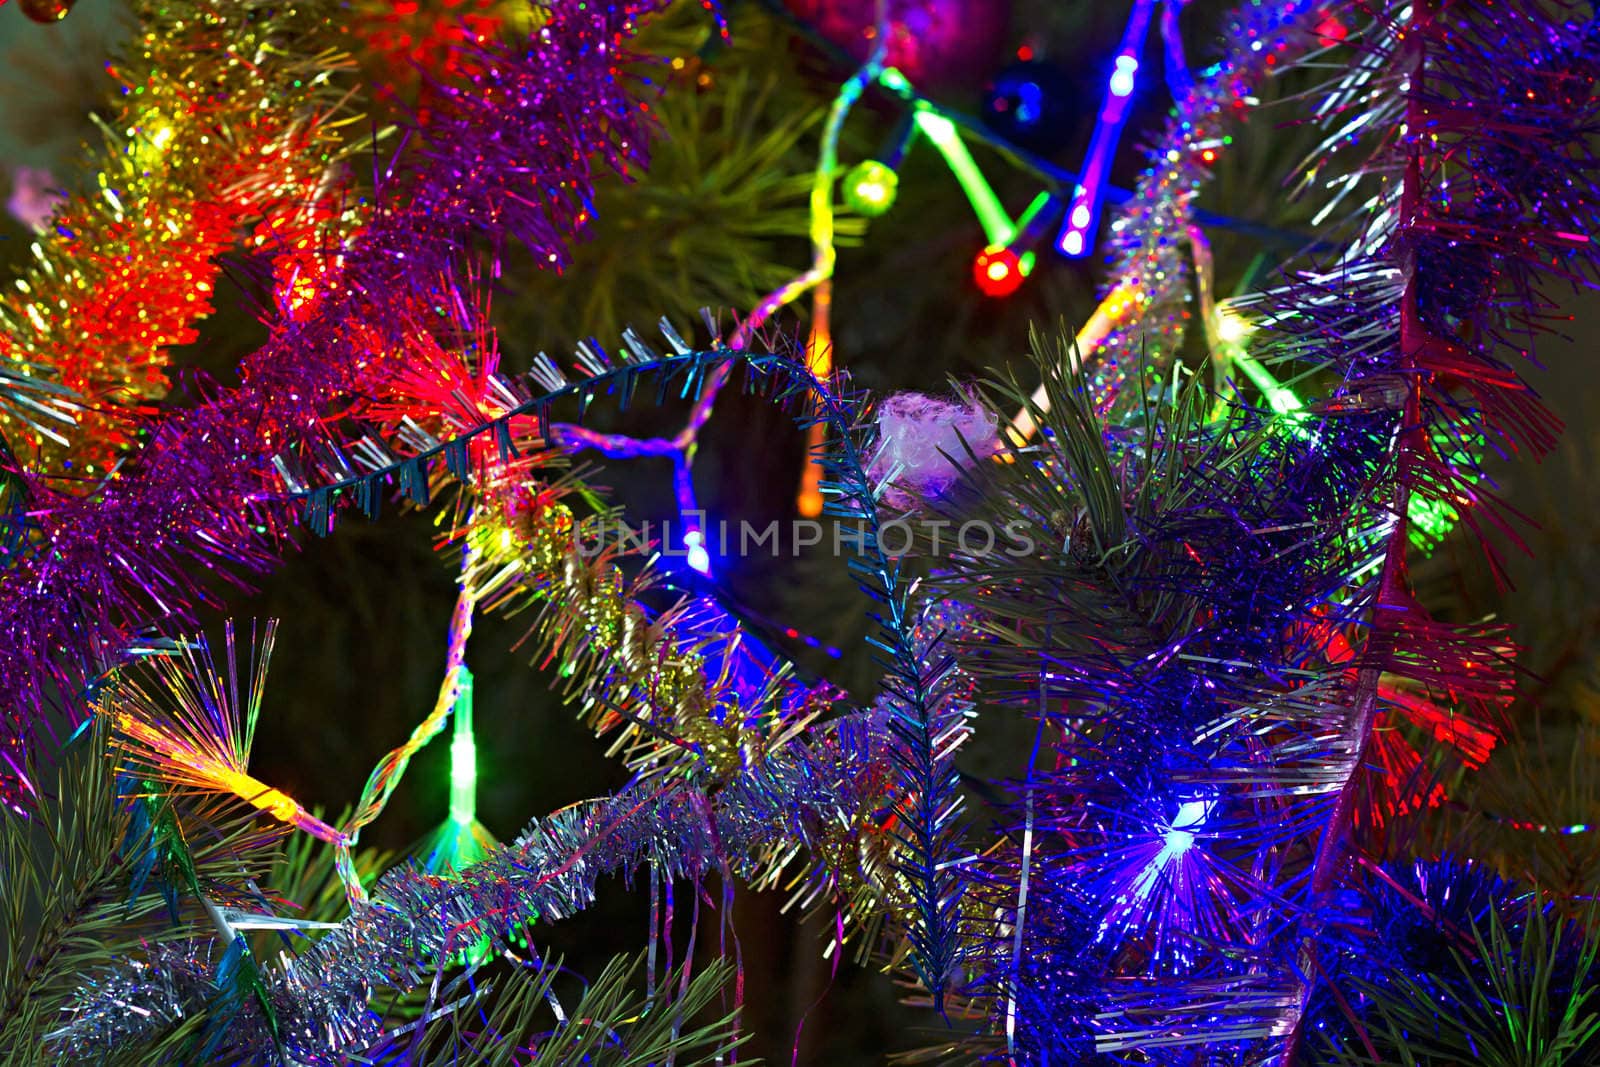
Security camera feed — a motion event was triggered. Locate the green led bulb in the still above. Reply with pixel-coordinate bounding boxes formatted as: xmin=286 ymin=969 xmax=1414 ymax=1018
xmin=843 ymin=159 xmax=899 ymax=218
xmin=448 ymin=668 xmax=477 ymax=827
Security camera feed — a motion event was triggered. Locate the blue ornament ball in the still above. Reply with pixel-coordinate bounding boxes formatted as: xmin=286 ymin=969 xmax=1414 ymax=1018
xmin=982 ymin=59 xmax=1076 ymax=155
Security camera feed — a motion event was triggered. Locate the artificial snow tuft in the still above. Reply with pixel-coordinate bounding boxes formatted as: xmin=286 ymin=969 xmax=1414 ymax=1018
xmin=869 ymin=391 xmax=998 ymax=509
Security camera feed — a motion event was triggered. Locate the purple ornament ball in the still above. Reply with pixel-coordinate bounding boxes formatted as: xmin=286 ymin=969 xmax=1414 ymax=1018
xmin=785 ymin=0 xmax=1011 ymax=91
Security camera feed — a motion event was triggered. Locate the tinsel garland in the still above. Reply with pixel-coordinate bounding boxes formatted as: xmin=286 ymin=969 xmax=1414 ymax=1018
xmin=0 ymin=0 xmax=670 ymax=806
xmin=0 ymin=0 xmax=359 ymax=477
xmin=1084 ymin=0 xmax=1323 ymax=404
xmin=1304 ymin=854 xmax=1600 ymax=1061
xmin=1271 ymin=0 xmax=1597 ymax=1055
xmin=104 ymin=473 xmax=850 ymax=901
xmin=12 ymin=0 xmax=1600 ymax=1062
xmin=284 ymin=311 xmax=982 ymax=996
xmin=63 ymin=347 xmax=913 ymax=1052
xmin=931 ymin=0 xmax=1598 ymax=1059
xmin=57 ymin=325 xmax=971 ymax=1058
xmin=53 ymin=713 xmax=884 ymax=1060
xmin=468 ymin=492 xmax=811 ymax=778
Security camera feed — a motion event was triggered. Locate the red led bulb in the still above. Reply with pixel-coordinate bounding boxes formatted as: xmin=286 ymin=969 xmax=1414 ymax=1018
xmin=973 ymin=246 xmax=1024 ymax=297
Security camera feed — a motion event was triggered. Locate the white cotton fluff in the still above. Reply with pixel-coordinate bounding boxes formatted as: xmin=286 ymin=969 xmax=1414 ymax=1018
xmin=868 ymin=391 xmax=999 ymax=509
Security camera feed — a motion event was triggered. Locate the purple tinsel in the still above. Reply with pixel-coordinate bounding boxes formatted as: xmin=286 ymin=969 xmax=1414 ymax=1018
xmin=0 ymin=0 xmax=670 ymax=808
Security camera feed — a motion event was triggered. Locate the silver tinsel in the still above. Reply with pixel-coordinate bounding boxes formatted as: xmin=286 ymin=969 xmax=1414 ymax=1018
xmin=50 ymin=716 xmax=883 ymax=1063
xmin=1090 ymin=0 xmax=1324 ymax=403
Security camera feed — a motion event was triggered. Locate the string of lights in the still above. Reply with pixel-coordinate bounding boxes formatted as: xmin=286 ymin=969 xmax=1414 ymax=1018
xmin=557 ymin=0 xmax=1325 ymax=554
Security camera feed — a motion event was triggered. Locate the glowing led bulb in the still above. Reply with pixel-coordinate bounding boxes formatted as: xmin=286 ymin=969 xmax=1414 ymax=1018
xmin=1109 ymin=55 xmax=1139 ymax=98
xmin=684 ymin=529 xmax=711 ymax=575
xmin=1215 ymin=302 xmax=1256 ymax=345
xmin=1162 ymin=798 xmax=1213 ymax=855
xmin=973 ymin=246 xmax=1024 ymax=297
xmin=449 ymin=734 xmax=477 ymax=824
xmin=1059 ymin=186 xmax=1096 ymax=258
xmin=448 ymin=670 xmax=478 ymax=826
xmin=843 ymin=159 xmax=899 ymax=218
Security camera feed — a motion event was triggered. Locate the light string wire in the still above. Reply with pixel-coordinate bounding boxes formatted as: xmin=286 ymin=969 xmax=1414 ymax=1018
xmin=109 ymin=539 xmax=481 ymax=905
xmin=75 ymin=0 xmax=1318 ymax=1036
xmin=1057 ymin=0 xmax=1160 ymax=258
xmin=554 ymin=12 xmax=888 ymax=548
xmin=558 ymin=0 xmax=1328 ymax=538
xmin=1007 ymin=0 xmax=1326 ymax=442
xmin=746 ymin=0 xmax=1313 ymax=255
xmin=332 ymin=535 xmax=481 ymax=900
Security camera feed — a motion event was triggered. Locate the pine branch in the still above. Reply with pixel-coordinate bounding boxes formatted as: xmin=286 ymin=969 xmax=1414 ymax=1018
xmin=1321 ymin=892 xmax=1600 ymax=1067
xmin=0 ymin=722 xmax=281 ymax=1064
xmin=0 ymin=724 xmax=132 ymax=1062
xmin=391 ymin=952 xmax=746 ymax=1067
xmin=498 ymin=0 xmax=868 ymax=354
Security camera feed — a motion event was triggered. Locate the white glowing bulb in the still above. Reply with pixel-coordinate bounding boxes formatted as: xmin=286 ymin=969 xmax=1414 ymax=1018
xmin=1162 ymin=798 xmax=1212 ymax=855
xmin=1215 ymin=304 xmax=1256 ymax=345
xmin=684 ymin=530 xmax=710 ymax=574
xmin=1070 ymin=203 xmax=1092 ymax=228
xmin=1162 ymin=826 xmax=1195 ymax=854
xmin=1109 ymin=55 xmax=1139 ymax=98
xmin=1269 ymin=390 xmax=1302 ymax=416
xmin=1062 ymin=230 xmax=1085 ymax=256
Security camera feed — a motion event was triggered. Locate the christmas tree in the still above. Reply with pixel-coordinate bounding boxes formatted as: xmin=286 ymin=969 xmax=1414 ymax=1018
xmin=1 ymin=0 xmax=1598 ymax=1063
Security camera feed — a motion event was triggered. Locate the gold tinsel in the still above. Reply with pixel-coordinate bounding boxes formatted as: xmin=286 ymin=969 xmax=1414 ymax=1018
xmin=0 ymin=0 xmax=360 ymax=478
xmin=458 ymin=480 xmax=910 ymax=945
xmin=466 ymin=490 xmax=783 ymax=779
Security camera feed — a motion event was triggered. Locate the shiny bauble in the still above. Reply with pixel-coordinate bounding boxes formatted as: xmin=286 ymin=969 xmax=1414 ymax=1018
xmin=784 ymin=0 xmax=1010 ymax=91
xmin=981 ymin=59 xmax=1076 ymax=155
xmin=18 ymin=0 xmax=77 ymax=23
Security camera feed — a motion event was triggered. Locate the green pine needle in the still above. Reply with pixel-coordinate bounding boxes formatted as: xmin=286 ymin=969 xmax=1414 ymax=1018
xmin=1326 ymin=900 xmax=1600 ymax=1067
xmin=403 ymin=951 xmax=749 ymax=1066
